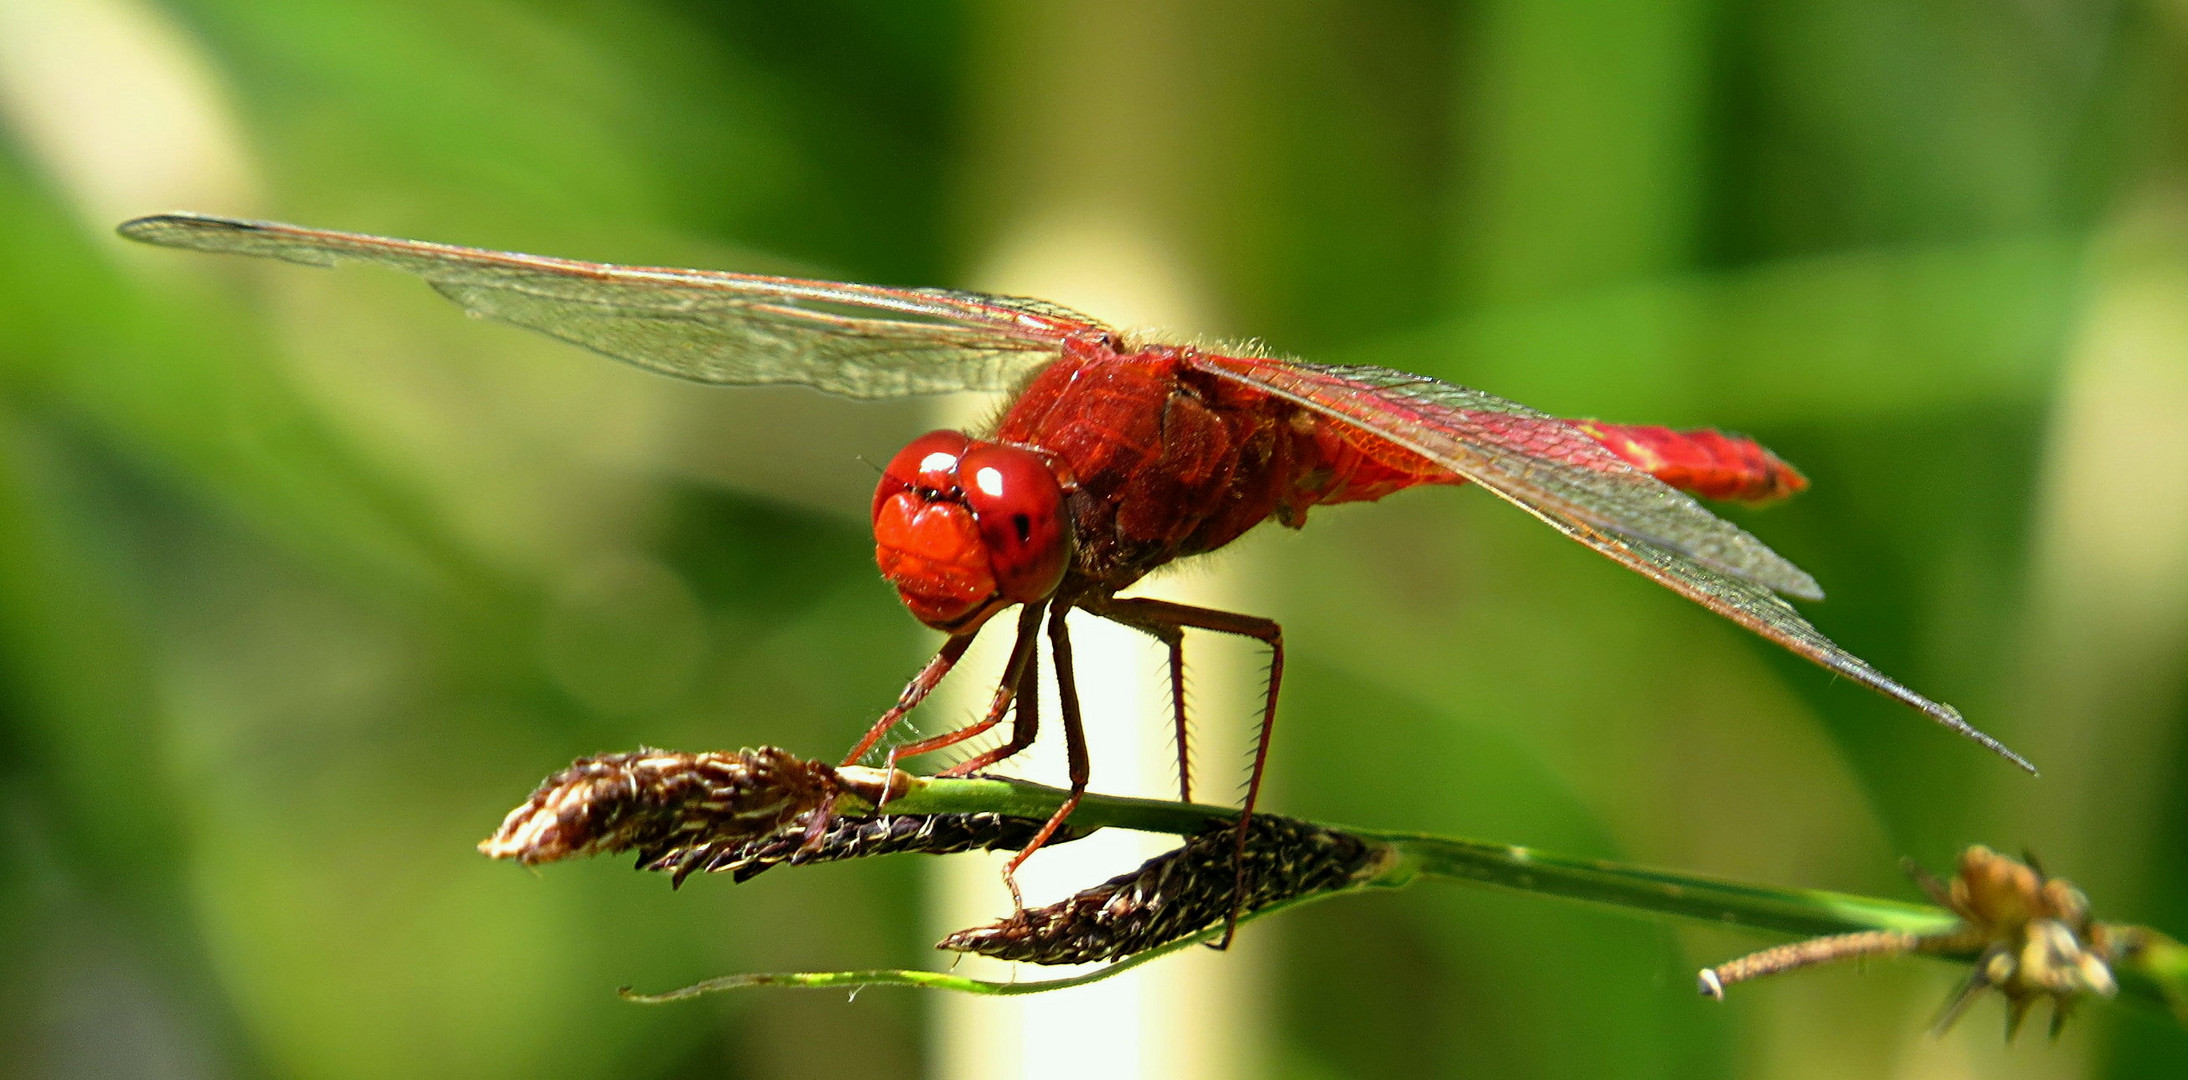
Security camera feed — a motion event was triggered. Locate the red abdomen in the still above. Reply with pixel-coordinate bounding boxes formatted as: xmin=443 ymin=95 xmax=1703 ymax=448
xmin=1576 ymin=422 xmax=1808 ymax=503
xmin=1299 ymin=418 xmax=1808 ymax=508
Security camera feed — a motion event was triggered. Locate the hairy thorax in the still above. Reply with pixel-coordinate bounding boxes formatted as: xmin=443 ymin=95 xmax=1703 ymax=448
xmin=993 ymin=335 xmax=1457 ymax=593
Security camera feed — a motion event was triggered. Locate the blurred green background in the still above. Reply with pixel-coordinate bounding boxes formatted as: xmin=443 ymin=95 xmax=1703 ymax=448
xmin=2 ymin=0 xmax=2185 ymax=1077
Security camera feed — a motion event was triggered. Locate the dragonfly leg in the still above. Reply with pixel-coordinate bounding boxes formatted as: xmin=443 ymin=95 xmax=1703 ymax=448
xmin=998 ymin=603 xmax=1089 ymax=910
xmin=937 ymin=647 xmax=1040 ymax=778
xmin=1094 ymin=611 xmax=1194 ymax=803
xmin=878 ymin=603 xmax=1046 ymax=778
xmin=1087 ymin=596 xmax=1283 ymax=950
xmin=841 ymin=631 xmax=978 ymax=766
xmin=1162 ymin=629 xmax=1191 ymax=804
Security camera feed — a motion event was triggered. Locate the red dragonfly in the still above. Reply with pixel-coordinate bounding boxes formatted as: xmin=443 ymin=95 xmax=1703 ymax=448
xmin=119 ymin=213 xmax=2033 ymax=932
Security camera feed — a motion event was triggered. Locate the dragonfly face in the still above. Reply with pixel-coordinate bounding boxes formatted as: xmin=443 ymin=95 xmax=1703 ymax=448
xmin=872 ymin=429 xmax=1074 ymax=632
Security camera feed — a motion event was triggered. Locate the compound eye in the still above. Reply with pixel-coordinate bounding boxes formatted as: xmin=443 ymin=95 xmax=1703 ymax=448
xmin=874 ymin=429 xmax=973 ymax=521
xmin=958 ymin=443 xmax=1072 ymax=602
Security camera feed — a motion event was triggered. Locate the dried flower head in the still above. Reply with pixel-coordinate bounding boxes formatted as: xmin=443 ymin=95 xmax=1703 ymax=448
xmin=1699 ymin=845 xmax=2122 ymax=1040
xmin=644 ymin=812 xmax=1086 ymax=886
xmin=1914 ymin=846 xmax=2120 ymax=1037
xmin=939 ymin=813 xmax=1390 ymax=965
xmin=478 ymin=747 xmax=844 ymax=866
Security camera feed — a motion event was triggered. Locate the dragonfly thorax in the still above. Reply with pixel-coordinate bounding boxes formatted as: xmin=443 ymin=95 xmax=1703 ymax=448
xmin=872 ymin=430 xmax=1074 ymax=632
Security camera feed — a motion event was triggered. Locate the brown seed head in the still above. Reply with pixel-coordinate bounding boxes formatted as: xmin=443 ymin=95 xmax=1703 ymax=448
xmin=478 ymin=747 xmax=839 ymax=866
xmin=939 ymin=814 xmax=1388 ymax=965
xmin=644 ymin=812 xmax=1086 ymax=887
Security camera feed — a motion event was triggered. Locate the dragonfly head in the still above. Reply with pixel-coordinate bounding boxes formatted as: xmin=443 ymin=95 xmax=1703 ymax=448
xmin=872 ymin=430 xmax=1074 ymax=632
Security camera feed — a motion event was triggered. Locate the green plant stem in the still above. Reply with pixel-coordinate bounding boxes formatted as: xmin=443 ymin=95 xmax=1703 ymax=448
xmin=871 ymin=774 xmax=1956 ymax=940
xmin=635 ymin=773 xmax=2182 ymax=1020
xmin=1376 ymin=832 xmax=1958 ymax=939
xmin=860 ymin=772 xmax=1234 ymax=835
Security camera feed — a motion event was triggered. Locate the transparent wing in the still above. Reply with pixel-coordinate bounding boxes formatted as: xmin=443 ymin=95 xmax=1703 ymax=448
xmin=1553 ymin=520 xmax=2033 ymax=772
xmin=1193 ymin=355 xmax=2033 ymax=771
xmin=118 ymin=213 xmax=1096 ymax=399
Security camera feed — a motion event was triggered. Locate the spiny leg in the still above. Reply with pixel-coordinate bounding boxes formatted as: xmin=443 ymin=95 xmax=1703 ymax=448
xmin=1111 ymin=620 xmax=1199 ymax=804
xmin=880 ymin=602 xmax=1047 ymax=776
xmin=997 ymin=602 xmax=1090 ymax=909
xmin=842 ymin=631 xmax=977 ymax=766
xmin=937 ymin=637 xmax=1040 ymax=778
xmin=1164 ymin=630 xmax=1192 ymax=804
xmin=815 ymin=629 xmax=980 ymax=849
xmin=1088 ymin=596 xmax=1283 ymax=949
xmin=1105 ymin=613 xmax=1193 ymax=802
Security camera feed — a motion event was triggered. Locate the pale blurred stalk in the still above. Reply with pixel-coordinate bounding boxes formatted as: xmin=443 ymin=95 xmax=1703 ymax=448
xmin=2011 ymin=196 xmax=2188 ymax=873
xmin=926 ymin=3 xmax=1266 ymax=1078
xmin=0 ymin=0 xmax=257 ymax=232
xmin=1930 ymin=195 xmax=2188 ymax=1078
